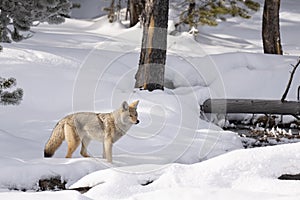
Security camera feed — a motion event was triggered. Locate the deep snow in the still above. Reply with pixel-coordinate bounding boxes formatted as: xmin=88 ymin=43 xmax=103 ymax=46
xmin=0 ymin=0 xmax=300 ymax=199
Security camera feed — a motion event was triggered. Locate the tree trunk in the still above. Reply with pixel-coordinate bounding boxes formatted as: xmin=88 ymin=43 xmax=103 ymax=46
xmin=0 ymin=19 xmax=2 ymax=51
xmin=128 ymin=0 xmax=145 ymax=27
xmin=262 ymin=0 xmax=282 ymax=54
xmin=108 ymin=0 xmax=115 ymax=23
xmin=134 ymin=0 xmax=169 ymax=91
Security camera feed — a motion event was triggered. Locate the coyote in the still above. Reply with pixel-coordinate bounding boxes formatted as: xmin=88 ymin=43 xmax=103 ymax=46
xmin=44 ymin=100 xmax=139 ymax=163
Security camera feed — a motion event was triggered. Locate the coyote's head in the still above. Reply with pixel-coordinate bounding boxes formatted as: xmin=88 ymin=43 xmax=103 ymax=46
xmin=120 ymin=100 xmax=140 ymax=125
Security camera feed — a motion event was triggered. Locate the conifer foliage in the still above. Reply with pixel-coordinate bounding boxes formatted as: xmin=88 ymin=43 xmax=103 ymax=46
xmin=177 ymin=0 xmax=260 ymax=28
xmin=0 ymin=0 xmax=72 ymax=46
xmin=0 ymin=77 xmax=23 ymax=105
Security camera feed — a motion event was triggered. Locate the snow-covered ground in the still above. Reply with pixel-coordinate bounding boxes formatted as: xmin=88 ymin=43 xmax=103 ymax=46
xmin=0 ymin=0 xmax=300 ymax=199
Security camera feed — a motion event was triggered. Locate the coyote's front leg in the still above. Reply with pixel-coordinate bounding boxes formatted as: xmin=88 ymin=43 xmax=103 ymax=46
xmin=102 ymin=143 xmax=106 ymax=159
xmin=104 ymin=137 xmax=113 ymax=163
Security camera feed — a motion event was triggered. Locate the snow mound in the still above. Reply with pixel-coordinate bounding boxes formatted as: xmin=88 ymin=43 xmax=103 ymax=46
xmin=72 ymin=143 xmax=300 ymax=200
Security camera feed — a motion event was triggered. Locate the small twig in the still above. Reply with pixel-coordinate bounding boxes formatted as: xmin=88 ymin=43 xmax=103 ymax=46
xmin=297 ymin=85 xmax=300 ymax=101
xmin=281 ymin=57 xmax=300 ymax=102
xmin=292 ymin=114 xmax=300 ymax=120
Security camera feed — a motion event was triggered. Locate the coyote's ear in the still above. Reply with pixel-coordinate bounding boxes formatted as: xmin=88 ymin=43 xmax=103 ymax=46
xmin=129 ymin=100 xmax=139 ymax=109
xmin=122 ymin=101 xmax=129 ymax=111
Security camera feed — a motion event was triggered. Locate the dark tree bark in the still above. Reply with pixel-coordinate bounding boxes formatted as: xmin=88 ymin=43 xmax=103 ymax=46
xmin=0 ymin=20 xmax=2 ymax=51
xmin=134 ymin=0 xmax=169 ymax=91
xmin=127 ymin=0 xmax=145 ymax=27
xmin=262 ymin=0 xmax=282 ymax=54
xmin=108 ymin=0 xmax=115 ymax=23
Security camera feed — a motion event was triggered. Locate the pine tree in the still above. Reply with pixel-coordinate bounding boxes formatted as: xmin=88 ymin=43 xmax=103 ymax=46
xmin=176 ymin=0 xmax=260 ymax=28
xmin=0 ymin=77 xmax=23 ymax=105
xmin=0 ymin=0 xmax=72 ymax=48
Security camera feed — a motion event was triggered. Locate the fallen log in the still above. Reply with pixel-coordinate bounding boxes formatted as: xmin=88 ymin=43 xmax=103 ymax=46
xmin=202 ymin=99 xmax=300 ymax=118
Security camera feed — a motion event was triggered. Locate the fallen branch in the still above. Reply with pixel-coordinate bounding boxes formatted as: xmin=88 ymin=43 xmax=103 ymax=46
xmin=278 ymin=173 xmax=300 ymax=180
xmin=281 ymin=57 xmax=300 ymax=102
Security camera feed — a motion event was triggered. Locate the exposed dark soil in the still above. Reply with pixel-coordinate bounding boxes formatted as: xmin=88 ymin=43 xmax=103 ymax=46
xmin=224 ymin=118 xmax=300 ymax=148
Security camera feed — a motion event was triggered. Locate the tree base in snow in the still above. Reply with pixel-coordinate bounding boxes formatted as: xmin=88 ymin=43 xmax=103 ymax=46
xmin=138 ymin=83 xmax=164 ymax=92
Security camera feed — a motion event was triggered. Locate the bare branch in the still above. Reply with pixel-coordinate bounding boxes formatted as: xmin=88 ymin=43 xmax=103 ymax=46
xmin=281 ymin=57 xmax=300 ymax=102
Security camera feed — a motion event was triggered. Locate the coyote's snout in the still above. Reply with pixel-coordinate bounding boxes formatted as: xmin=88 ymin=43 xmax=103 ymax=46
xmin=44 ymin=100 xmax=139 ymax=163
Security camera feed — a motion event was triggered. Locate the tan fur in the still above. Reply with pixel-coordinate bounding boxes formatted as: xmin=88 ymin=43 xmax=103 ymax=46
xmin=44 ymin=101 xmax=139 ymax=163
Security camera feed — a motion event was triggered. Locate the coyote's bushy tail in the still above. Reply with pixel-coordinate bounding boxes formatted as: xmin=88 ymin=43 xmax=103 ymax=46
xmin=44 ymin=120 xmax=65 ymax=157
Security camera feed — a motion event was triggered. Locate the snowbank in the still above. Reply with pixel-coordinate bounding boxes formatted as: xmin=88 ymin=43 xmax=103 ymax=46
xmin=71 ymin=143 xmax=300 ymax=200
